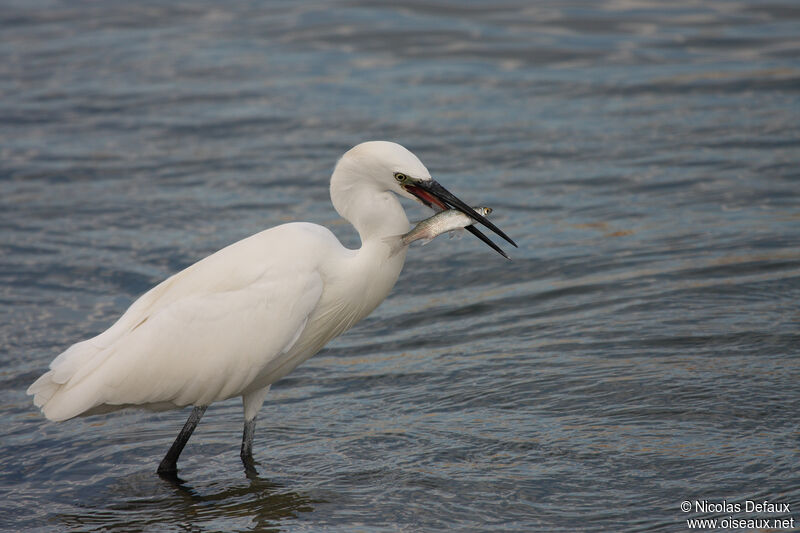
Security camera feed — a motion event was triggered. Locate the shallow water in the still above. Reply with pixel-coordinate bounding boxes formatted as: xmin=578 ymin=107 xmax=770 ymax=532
xmin=1 ymin=0 xmax=799 ymax=531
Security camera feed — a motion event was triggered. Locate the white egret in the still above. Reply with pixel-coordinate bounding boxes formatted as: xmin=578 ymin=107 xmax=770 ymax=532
xmin=27 ymin=141 xmax=516 ymax=476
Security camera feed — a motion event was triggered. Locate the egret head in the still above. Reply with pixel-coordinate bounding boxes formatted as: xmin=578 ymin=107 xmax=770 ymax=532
xmin=336 ymin=141 xmax=432 ymax=199
xmin=333 ymin=141 xmax=517 ymax=257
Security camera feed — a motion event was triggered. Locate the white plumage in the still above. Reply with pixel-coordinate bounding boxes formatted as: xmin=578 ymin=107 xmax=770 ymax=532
xmin=27 ymin=140 xmax=513 ymax=476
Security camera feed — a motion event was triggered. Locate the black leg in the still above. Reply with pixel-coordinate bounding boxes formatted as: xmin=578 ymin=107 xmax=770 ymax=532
xmin=240 ymin=417 xmax=257 ymax=474
xmin=157 ymin=405 xmax=207 ymax=476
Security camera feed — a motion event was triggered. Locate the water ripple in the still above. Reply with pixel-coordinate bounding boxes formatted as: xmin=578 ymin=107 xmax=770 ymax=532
xmin=2 ymin=0 xmax=800 ymax=531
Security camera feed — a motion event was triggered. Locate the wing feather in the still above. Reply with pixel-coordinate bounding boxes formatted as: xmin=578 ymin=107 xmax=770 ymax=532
xmin=29 ymin=223 xmax=329 ymax=421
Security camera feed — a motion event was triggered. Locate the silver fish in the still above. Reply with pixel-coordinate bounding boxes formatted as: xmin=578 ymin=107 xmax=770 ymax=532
xmin=384 ymin=207 xmax=493 ymax=256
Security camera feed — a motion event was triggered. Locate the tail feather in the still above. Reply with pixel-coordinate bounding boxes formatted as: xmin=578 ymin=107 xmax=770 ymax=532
xmin=27 ymin=336 xmax=113 ymax=421
xmin=27 ymin=372 xmax=60 ymax=408
xmin=27 ymin=276 xmax=179 ymax=421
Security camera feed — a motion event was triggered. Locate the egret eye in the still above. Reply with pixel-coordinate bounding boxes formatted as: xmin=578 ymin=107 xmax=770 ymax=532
xmin=394 ymin=172 xmax=408 ymax=183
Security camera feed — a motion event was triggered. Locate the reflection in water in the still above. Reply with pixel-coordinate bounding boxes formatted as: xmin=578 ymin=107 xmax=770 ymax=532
xmin=57 ymin=471 xmax=319 ymax=532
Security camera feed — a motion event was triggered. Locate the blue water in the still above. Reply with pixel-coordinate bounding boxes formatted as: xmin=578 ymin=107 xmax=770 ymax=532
xmin=2 ymin=1 xmax=799 ymax=531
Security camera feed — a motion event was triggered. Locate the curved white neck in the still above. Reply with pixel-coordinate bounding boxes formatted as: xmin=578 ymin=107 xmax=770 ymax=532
xmin=324 ymin=165 xmax=411 ymax=331
xmin=330 ymin=162 xmax=411 ymax=246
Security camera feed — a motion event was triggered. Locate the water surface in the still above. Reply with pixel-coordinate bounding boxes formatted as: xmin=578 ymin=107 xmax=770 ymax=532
xmin=1 ymin=0 xmax=799 ymax=531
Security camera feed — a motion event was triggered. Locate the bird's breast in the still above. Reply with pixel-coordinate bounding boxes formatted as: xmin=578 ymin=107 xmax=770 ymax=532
xmin=245 ymin=238 xmax=407 ymax=390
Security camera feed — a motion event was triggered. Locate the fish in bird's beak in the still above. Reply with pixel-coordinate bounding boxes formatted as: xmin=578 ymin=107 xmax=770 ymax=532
xmin=402 ymin=177 xmax=518 ymax=259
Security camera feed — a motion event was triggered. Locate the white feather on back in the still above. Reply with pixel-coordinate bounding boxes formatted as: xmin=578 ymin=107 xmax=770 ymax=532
xmin=28 ymin=223 xmax=327 ymax=421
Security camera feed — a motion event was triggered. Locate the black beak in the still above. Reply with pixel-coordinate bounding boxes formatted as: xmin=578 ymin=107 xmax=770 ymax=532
xmin=406 ymin=179 xmax=517 ymax=259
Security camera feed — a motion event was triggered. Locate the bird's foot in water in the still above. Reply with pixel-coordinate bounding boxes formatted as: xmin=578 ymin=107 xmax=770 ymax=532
xmin=241 ymin=452 xmax=260 ymax=476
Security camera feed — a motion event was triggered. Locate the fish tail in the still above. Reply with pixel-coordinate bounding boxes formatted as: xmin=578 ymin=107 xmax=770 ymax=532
xmin=381 ymin=235 xmax=406 ymax=257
